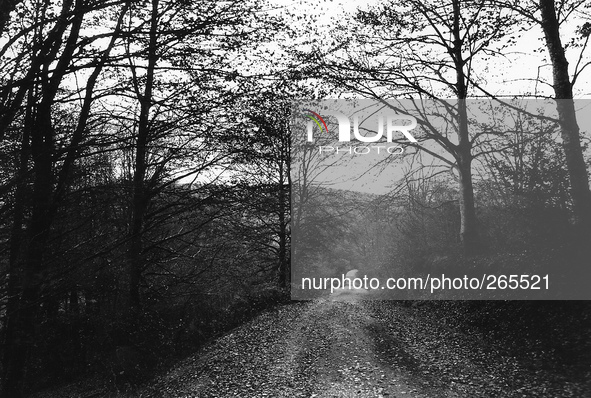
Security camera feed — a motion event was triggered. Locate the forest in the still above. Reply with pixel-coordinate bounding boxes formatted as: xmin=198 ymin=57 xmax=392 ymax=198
xmin=0 ymin=0 xmax=590 ymax=396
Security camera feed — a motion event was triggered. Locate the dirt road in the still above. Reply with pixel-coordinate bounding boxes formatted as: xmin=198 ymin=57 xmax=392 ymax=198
xmin=140 ymin=298 xmax=589 ymax=397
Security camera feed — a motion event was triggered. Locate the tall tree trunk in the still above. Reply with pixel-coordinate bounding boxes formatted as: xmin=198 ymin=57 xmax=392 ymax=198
xmin=2 ymin=105 xmax=55 ymax=398
xmin=1 ymin=88 xmax=34 ymax=398
xmin=128 ymin=0 xmax=159 ymax=310
xmin=1 ymin=3 xmax=84 ymax=393
xmin=452 ymin=0 xmax=480 ymax=254
xmin=277 ymin=181 xmax=289 ymax=290
xmin=457 ymin=150 xmax=479 ymax=252
xmin=539 ymin=0 xmax=591 ymax=237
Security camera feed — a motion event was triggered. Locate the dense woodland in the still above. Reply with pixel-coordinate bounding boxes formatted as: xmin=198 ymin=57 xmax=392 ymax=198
xmin=0 ymin=0 xmax=590 ymax=396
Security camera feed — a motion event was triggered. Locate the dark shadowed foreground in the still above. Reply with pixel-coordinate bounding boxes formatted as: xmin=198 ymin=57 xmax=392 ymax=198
xmin=34 ymin=299 xmax=590 ymax=397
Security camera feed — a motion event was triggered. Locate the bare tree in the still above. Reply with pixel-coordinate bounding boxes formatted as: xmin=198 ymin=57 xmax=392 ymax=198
xmin=538 ymin=0 xmax=591 ymax=236
xmin=1 ymin=0 xmax=128 ymax=395
xmin=302 ymin=0 xmax=514 ymax=253
xmin=478 ymin=0 xmax=591 ymax=236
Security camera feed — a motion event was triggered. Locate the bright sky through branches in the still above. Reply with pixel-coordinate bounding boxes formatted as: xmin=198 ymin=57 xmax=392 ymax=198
xmin=272 ymin=0 xmax=591 ymax=98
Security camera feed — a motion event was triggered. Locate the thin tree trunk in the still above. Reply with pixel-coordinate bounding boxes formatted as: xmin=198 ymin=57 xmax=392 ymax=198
xmin=452 ymin=0 xmax=480 ymax=254
xmin=128 ymin=0 xmax=159 ymax=310
xmin=278 ymin=180 xmax=288 ymax=289
xmin=457 ymin=151 xmax=479 ymax=252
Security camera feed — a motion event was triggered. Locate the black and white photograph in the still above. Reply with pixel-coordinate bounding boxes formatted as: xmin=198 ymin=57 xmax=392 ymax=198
xmin=0 ymin=0 xmax=590 ymax=397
